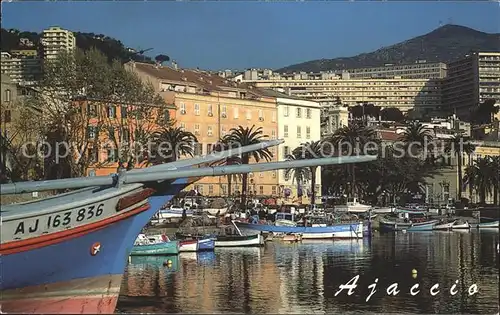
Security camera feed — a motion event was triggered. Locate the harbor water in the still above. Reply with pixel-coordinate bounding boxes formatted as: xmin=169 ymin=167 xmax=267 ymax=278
xmin=117 ymin=230 xmax=499 ymax=314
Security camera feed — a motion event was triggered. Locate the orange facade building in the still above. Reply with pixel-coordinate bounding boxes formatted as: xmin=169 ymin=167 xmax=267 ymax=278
xmin=127 ymin=61 xmax=280 ymax=197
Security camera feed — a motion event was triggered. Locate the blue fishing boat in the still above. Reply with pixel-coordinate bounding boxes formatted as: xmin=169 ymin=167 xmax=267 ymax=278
xmin=380 ymin=219 xmax=438 ymax=231
xmin=234 ymin=221 xmax=364 ymax=239
xmin=0 ymin=141 xmax=376 ymax=314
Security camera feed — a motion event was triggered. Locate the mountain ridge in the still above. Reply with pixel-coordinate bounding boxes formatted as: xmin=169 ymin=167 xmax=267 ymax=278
xmin=277 ymin=24 xmax=500 ymax=73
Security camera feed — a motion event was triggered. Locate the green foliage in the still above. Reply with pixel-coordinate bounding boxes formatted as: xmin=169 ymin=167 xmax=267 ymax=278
xmin=149 ymin=127 xmax=198 ymax=164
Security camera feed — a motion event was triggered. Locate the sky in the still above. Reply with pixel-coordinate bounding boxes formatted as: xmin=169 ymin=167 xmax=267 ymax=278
xmin=2 ymin=1 xmax=499 ymax=70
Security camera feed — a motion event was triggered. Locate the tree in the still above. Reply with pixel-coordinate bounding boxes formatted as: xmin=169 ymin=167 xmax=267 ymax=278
xmin=149 ymin=127 xmax=197 ymax=164
xmin=224 ymin=125 xmax=272 ymax=208
xmin=284 ymin=150 xmax=312 ymax=200
xmin=288 ymin=141 xmax=324 ymax=206
xmin=399 ymin=120 xmax=433 ymax=157
xmin=471 ymin=99 xmax=499 ymax=124
xmin=380 ymin=107 xmax=405 ymax=122
xmin=328 ymin=123 xmax=378 ymax=197
xmin=212 ymin=139 xmax=242 ymax=197
xmin=445 ymin=136 xmax=475 ymax=200
xmin=155 ymin=54 xmax=170 ymax=64
xmin=463 ymin=157 xmax=496 ymax=204
xmin=489 ymin=157 xmax=500 ymax=205
xmin=24 ymin=48 xmax=166 ymax=179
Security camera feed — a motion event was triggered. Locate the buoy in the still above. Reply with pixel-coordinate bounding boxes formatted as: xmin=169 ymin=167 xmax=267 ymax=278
xmin=412 ymin=269 xmax=417 ymax=279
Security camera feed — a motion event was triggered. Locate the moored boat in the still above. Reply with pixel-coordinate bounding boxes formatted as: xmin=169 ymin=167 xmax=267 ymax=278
xmin=433 ymin=220 xmax=457 ymax=231
xmin=197 ymin=238 xmax=216 ymax=251
xmin=406 ymin=220 xmax=438 ymax=231
xmin=234 ymin=221 xmax=363 ymax=239
xmin=0 ymin=142 xmax=376 ymax=314
xmin=380 ymin=219 xmax=438 ymax=232
xmin=452 ymin=221 xmax=471 ymax=230
xmin=477 ymin=221 xmax=499 ymax=229
xmin=214 ymin=233 xmax=264 ymax=247
xmin=335 ymin=197 xmax=372 ymax=213
xmin=179 ymin=239 xmax=198 ymax=252
xmin=130 ymin=234 xmax=180 ymax=256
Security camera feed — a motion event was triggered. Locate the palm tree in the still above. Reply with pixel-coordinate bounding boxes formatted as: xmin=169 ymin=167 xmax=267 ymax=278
xmin=149 ymin=127 xmax=197 ymax=164
xmin=224 ymin=125 xmax=272 ymax=208
xmin=399 ymin=121 xmax=433 ymax=157
xmin=463 ymin=157 xmax=495 ymax=204
xmin=488 ymin=156 xmax=499 ymax=205
xmin=214 ymin=138 xmax=242 ymax=197
xmin=285 ymin=147 xmax=312 ymax=203
xmin=329 ymin=123 xmax=378 ymax=197
xmin=446 ymin=136 xmax=475 ymax=201
xmin=290 ymin=141 xmax=324 ymax=206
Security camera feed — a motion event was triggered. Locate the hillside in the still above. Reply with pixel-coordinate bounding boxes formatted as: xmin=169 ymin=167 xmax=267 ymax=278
xmin=1 ymin=28 xmax=154 ymax=63
xmin=277 ymin=24 xmax=500 ymax=73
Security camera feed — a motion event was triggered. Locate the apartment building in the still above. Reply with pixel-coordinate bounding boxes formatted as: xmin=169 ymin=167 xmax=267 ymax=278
xmin=320 ymin=103 xmax=349 ymax=137
xmin=443 ymin=51 xmax=500 ymax=117
xmin=128 ymin=61 xmax=280 ymax=197
xmin=0 ymin=52 xmax=42 ymax=84
xmin=41 ymin=26 xmax=76 ymax=60
xmin=346 ymin=61 xmax=447 ymax=80
xmin=243 ymin=74 xmax=441 ymax=114
xmin=257 ymin=89 xmax=322 ymax=204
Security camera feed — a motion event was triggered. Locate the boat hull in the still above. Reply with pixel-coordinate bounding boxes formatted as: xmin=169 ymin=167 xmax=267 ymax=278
xmin=215 ymin=234 xmax=264 ymax=247
xmin=234 ymin=221 xmax=363 ymax=239
xmin=433 ymin=221 xmax=456 ymax=230
xmin=179 ymin=240 xmax=198 ymax=252
xmin=406 ymin=221 xmax=437 ymax=231
xmin=477 ymin=221 xmax=499 ymax=228
xmin=452 ymin=222 xmax=471 ymax=229
xmin=130 ymin=242 xmax=179 ymax=256
xmin=0 ymin=190 xmax=182 ymax=314
xmin=198 ymin=238 xmax=216 ymax=251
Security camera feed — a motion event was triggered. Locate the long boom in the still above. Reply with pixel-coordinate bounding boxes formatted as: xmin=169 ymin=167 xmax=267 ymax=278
xmin=0 ymin=155 xmax=377 ymax=195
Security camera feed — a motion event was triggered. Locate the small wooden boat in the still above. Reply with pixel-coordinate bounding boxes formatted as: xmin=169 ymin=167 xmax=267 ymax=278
xmin=406 ymin=220 xmax=438 ymax=231
xmin=215 ymin=234 xmax=264 ymax=247
xmin=179 ymin=239 xmax=198 ymax=252
xmin=451 ymin=221 xmax=471 ymax=230
xmin=131 ymin=234 xmax=180 ymax=256
xmin=433 ymin=220 xmax=457 ymax=231
xmin=477 ymin=221 xmax=499 ymax=229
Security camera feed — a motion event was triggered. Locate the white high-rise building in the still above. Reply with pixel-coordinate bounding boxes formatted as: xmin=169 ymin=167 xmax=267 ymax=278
xmin=41 ymin=26 xmax=76 ymax=60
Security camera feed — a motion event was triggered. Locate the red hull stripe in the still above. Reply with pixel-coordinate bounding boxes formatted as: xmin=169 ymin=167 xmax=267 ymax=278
xmin=0 ymin=203 xmax=150 ymax=256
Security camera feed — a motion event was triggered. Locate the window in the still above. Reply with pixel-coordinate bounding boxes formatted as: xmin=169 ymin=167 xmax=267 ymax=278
xmin=221 ymin=184 xmax=227 ymax=195
xmin=221 ymin=105 xmax=227 ymax=116
xmin=259 ymin=172 xmax=264 ymax=178
xmin=297 ymin=126 xmax=302 ymax=138
xmin=208 ymin=185 xmax=214 ymax=195
xmin=121 ymin=106 xmax=128 ymax=118
xmin=107 ymin=149 xmax=118 ymax=162
xmin=306 ymin=126 xmax=311 ymax=139
xmin=194 ymin=103 xmax=200 ymax=115
xmin=259 ymin=186 xmax=264 ymax=195
xmin=272 ymin=112 xmax=276 ymax=122
xmin=306 ymin=108 xmax=312 ymax=119
xmin=234 ymin=107 xmax=239 ymax=119
xmin=284 ymin=106 xmax=289 ymax=117
xmin=87 ymin=104 xmax=97 ymax=117
xmin=258 ymin=109 xmax=264 ymax=120
xmin=246 ymin=109 xmax=251 ymax=120
xmin=193 ymin=142 xmax=202 ymax=156
xmin=164 ymin=110 xmax=170 ymax=122
xmin=206 ymin=143 xmax=213 ymax=154
xmin=296 ymin=108 xmax=302 ymax=118
xmin=207 ymin=125 xmax=213 ymax=136
xmin=4 ymin=89 xmax=11 ymax=102
xmin=88 ymin=148 xmax=98 ymax=163
xmin=283 ymin=146 xmax=290 ymax=159
xmin=87 ymin=126 xmax=97 ymax=139
xmin=272 ymin=185 xmax=277 ymax=195
xmin=207 ymin=104 xmax=213 ymax=116
xmin=122 ymin=129 xmax=130 ymax=142
xmin=107 ymin=105 xmax=116 ymax=118
xmin=221 ymin=125 xmax=227 ymax=136
xmin=194 ymin=124 xmax=200 ymax=135
xmin=271 ymin=129 xmax=276 ymax=139
xmin=4 ymin=110 xmax=11 ymax=123
xmin=284 ymin=125 xmax=288 ymax=137
xmin=180 ymin=122 xmax=186 ymax=130
xmin=180 ymin=103 xmax=186 ymax=114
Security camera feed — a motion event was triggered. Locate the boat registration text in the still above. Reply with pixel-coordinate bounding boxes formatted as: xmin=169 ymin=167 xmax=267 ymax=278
xmin=12 ymin=203 xmax=105 ymax=238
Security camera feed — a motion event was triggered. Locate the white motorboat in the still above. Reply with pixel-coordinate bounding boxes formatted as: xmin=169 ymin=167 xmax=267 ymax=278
xmin=434 ymin=220 xmax=457 ymax=231
xmin=452 ymin=221 xmax=471 ymax=230
xmin=335 ymin=198 xmax=372 ymax=213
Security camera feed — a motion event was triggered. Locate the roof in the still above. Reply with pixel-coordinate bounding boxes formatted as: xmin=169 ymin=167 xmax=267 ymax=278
xmin=132 ymin=62 xmax=251 ymax=94
xmin=377 ymin=129 xmax=400 ymax=142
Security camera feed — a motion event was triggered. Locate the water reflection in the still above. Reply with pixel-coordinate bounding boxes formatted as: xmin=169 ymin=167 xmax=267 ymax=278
xmin=118 ymin=231 xmax=499 ymax=314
